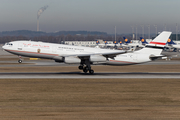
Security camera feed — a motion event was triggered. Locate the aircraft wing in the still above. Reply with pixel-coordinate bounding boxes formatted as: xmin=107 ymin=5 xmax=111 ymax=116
xmin=63 ymin=51 xmax=126 ymax=60
xmin=101 ymin=51 xmax=127 ymax=58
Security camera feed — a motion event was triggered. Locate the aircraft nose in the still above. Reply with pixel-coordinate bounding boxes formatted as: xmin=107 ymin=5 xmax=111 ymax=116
xmin=2 ymin=44 xmax=6 ymax=50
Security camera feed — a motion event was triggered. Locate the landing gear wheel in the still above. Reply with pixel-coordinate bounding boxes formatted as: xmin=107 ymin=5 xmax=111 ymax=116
xmin=89 ymin=70 xmax=94 ymax=74
xmin=18 ymin=60 xmax=22 ymax=63
xmin=78 ymin=65 xmax=83 ymax=70
xmin=79 ymin=59 xmax=94 ymax=74
xmin=83 ymin=67 xmax=88 ymax=73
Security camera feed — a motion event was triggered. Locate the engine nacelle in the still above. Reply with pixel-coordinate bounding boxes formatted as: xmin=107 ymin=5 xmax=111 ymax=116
xmin=63 ymin=55 xmax=107 ymax=64
xmin=53 ymin=56 xmax=64 ymax=63
xmin=90 ymin=55 xmax=106 ymax=62
xmin=64 ymin=56 xmax=81 ymax=64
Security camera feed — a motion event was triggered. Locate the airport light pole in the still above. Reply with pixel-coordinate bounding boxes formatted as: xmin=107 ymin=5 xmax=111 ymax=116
xmin=176 ymin=23 xmax=178 ymax=41
xmin=147 ymin=25 xmax=150 ymax=39
xmin=164 ymin=24 xmax=166 ymax=31
xmin=154 ymin=24 xmax=157 ymax=37
xmin=141 ymin=25 xmax=144 ymax=38
xmin=136 ymin=25 xmax=137 ymax=40
xmin=115 ymin=26 xmax=116 ymax=42
xmin=131 ymin=26 xmax=134 ymax=40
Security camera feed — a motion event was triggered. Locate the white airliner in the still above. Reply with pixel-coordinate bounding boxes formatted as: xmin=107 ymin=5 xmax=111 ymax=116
xmin=166 ymin=39 xmax=180 ymax=49
xmin=2 ymin=31 xmax=171 ymax=74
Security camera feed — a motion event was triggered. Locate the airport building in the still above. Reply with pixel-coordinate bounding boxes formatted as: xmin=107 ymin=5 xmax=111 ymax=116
xmin=64 ymin=39 xmax=152 ymax=47
xmin=65 ymin=41 xmax=97 ymax=47
xmin=64 ymin=40 xmax=114 ymax=47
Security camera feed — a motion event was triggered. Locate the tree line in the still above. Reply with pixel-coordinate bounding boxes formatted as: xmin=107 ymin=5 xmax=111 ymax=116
xmin=0 ymin=34 xmax=132 ymax=44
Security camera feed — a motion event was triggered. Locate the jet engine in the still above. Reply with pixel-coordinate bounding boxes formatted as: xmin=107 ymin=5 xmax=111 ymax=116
xmin=89 ymin=55 xmax=106 ymax=62
xmin=63 ymin=55 xmax=107 ymax=64
xmin=53 ymin=56 xmax=64 ymax=63
xmin=64 ymin=56 xmax=81 ymax=64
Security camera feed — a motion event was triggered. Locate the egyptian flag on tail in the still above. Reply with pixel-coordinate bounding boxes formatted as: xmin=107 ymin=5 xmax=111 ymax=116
xmin=138 ymin=31 xmax=172 ymax=56
xmin=148 ymin=31 xmax=172 ymax=48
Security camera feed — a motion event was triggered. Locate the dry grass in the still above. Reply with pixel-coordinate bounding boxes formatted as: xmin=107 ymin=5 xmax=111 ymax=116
xmin=0 ymin=78 xmax=180 ymax=120
xmin=1 ymin=56 xmax=180 ymax=119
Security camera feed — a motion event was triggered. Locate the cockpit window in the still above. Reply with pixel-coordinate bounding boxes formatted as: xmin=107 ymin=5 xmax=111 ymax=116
xmin=5 ymin=43 xmax=13 ymax=46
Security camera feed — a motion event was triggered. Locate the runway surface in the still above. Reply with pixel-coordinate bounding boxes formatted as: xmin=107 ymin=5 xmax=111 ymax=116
xmin=1 ymin=49 xmax=180 ymax=79
xmin=1 ymin=72 xmax=180 ymax=79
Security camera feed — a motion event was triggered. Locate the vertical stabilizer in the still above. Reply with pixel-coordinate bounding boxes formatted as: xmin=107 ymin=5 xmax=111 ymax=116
xmin=167 ymin=39 xmax=176 ymax=45
xmin=123 ymin=37 xmax=131 ymax=44
xmin=140 ymin=37 xmax=148 ymax=44
xmin=149 ymin=31 xmax=172 ymax=46
xmin=136 ymin=31 xmax=172 ymax=55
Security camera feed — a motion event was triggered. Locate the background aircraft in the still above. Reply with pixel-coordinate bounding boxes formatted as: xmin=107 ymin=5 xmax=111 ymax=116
xmin=140 ymin=37 xmax=149 ymax=45
xmin=166 ymin=39 xmax=180 ymax=49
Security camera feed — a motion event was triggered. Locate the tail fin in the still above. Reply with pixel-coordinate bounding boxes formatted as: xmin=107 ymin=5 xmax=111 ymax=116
xmin=167 ymin=39 xmax=176 ymax=45
xmin=96 ymin=40 xmax=100 ymax=45
xmin=123 ymin=37 xmax=131 ymax=44
xmin=113 ymin=40 xmax=118 ymax=44
xmin=119 ymin=40 xmax=123 ymax=45
xmin=140 ymin=37 xmax=148 ymax=44
xmin=148 ymin=31 xmax=172 ymax=46
xmin=137 ymin=31 xmax=172 ymax=55
xmin=104 ymin=40 xmax=108 ymax=44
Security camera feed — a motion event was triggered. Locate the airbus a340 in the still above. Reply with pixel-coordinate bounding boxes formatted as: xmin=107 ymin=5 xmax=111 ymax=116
xmin=2 ymin=31 xmax=171 ymax=74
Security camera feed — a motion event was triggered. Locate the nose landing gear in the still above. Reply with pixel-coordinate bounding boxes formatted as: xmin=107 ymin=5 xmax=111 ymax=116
xmin=18 ymin=56 xmax=23 ymax=63
xmin=18 ymin=59 xmax=22 ymax=63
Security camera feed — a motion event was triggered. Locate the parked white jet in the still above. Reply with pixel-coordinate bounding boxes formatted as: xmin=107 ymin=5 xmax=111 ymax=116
xmin=2 ymin=31 xmax=171 ymax=74
xmin=123 ymin=37 xmax=146 ymax=48
xmin=166 ymin=39 xmax=180 ymax=49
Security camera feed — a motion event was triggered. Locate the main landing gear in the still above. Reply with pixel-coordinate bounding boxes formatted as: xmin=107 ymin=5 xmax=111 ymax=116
xmin=78 ymin=60 xmax=94 ymax=74
xmin=79 ymin=65 xmax=94 ymax=74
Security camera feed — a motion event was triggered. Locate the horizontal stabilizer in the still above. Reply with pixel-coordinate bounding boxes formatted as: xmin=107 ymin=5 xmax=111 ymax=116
xmin=149 ymin=54 xmax=165 ymax=60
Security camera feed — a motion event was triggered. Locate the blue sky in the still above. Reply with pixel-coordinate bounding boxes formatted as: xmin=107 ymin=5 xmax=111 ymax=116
xmin=0 ymin=0 xmax=180 ymax=34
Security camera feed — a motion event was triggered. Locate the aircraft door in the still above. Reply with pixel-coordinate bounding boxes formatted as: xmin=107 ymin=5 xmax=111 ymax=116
xmin=18 ymin=43 xmax=23 ymax=50
xmin=37 ymin=49 xmax=41 ymax=53
xmin=52 ymin=46 xmax=57 ymax=53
